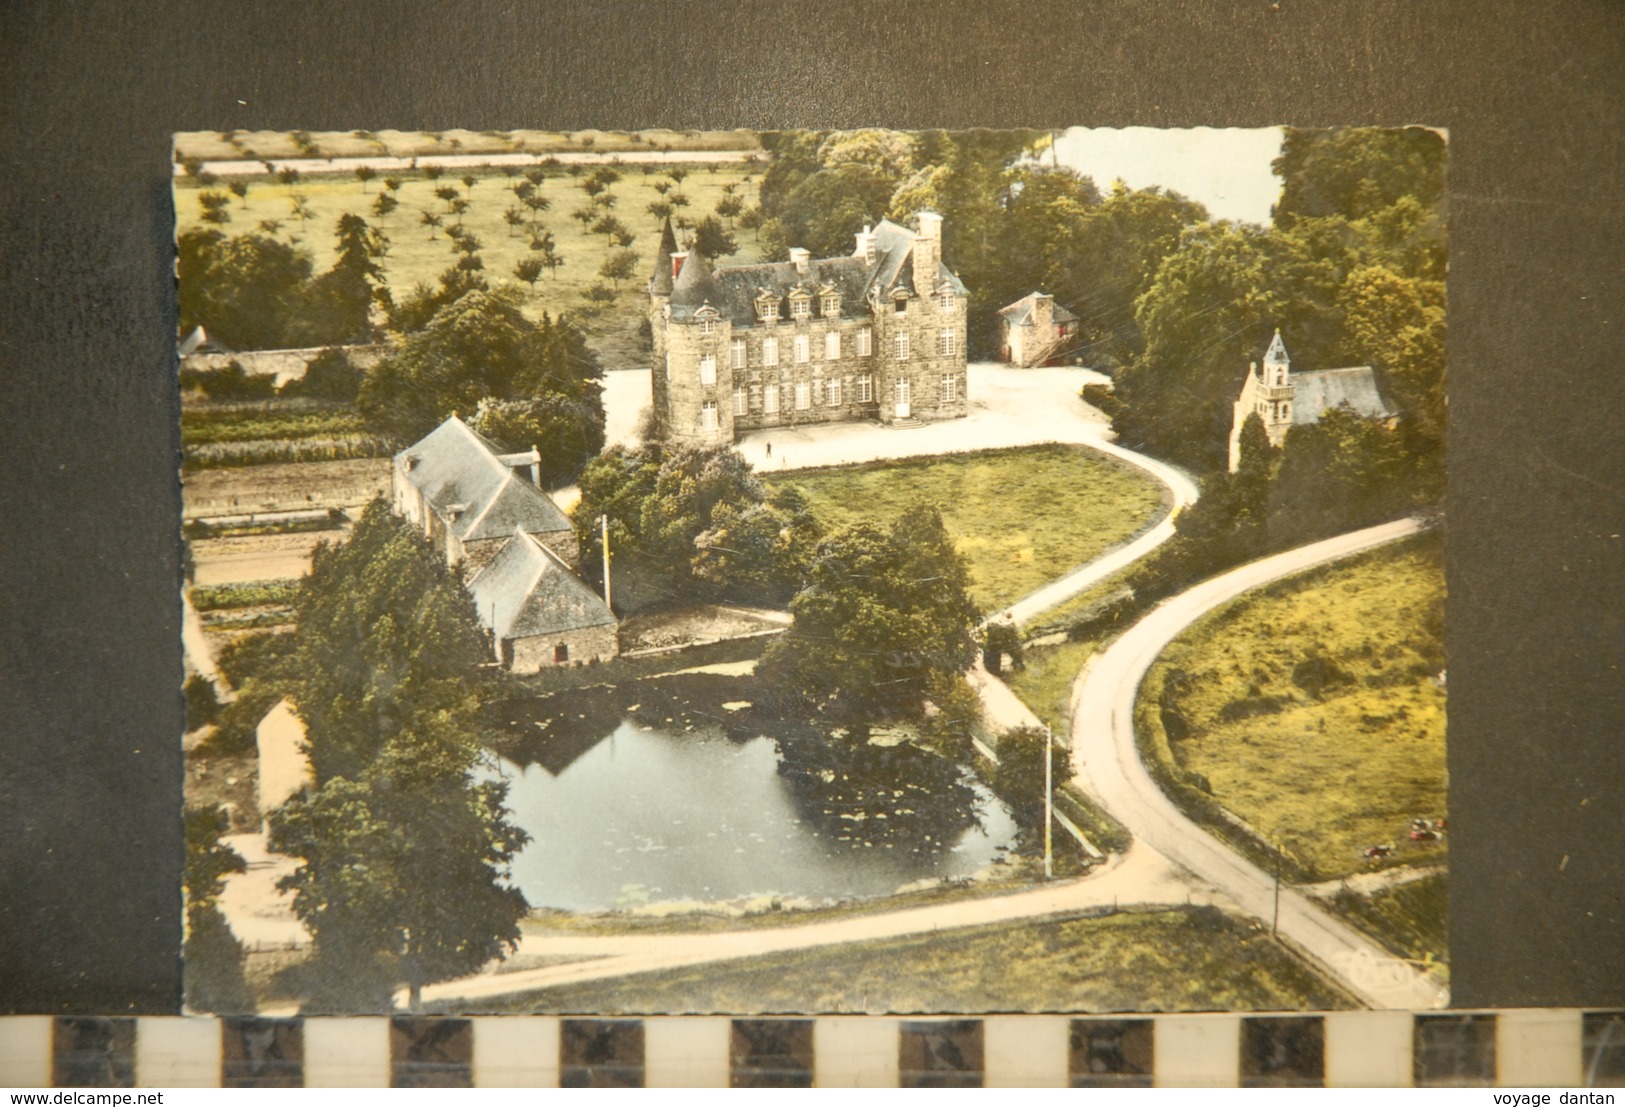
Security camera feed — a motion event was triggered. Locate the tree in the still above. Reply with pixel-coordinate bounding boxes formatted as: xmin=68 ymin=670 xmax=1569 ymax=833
xmin=715 ymin=193 xmax=744 ymax=227
xmin=760 ymin=506 xmax=979 ymax=721
xmin=691 ymin=215 xmax=737 ymax=258
xmin=991 ymin=725 xmax=1069 ymax=843
xmin=502 ymin=207 xmax=526 ymax=237
xmin=272 ymin=764 xmax=528 ymax=1011
xmin=691 ymin=484 xmax=822 ymax=606
xmin=228 ymin=180 xmax=250 ymax=206
xmin=354 ymin=165 xmax=377 ymax=192
xmin=1113 ymin=222 xmax=1284 ymax=470
xmin=198 ymin=190 xmax=232 ymax=225
xmin=590 ymin=213 xmax=627 ymax=240
xmin=286 ymin=501 xmax=488 ymax=781
xmin=514 ymin=257 xmax=545 ymax=290
xmin=360 ymin=289 xmax=605 ymax=481
xmin=372 ymin=192 xmax=399 ymax=219
xmin=270 ymin=503 xmax=528 ymax=1010
xmin=598 ymin=248 xmax=638 ymax=291
xmin=177 ymin=227 xmax=314 ymax=350
xmin=280 ymin=347 xmax=362 ymax=402
xmin=529 ymin=231 xmax=564 ymax=278
xmin=303 ymin=214 xmax=387 ymax=344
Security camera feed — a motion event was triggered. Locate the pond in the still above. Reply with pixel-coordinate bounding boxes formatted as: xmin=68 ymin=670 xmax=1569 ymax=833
xmin=480 ymin=677 xmax=1018 ymax=912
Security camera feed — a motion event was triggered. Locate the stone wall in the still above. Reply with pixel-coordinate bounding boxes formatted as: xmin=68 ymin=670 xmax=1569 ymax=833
xmin=508 ymin=621 xmax=619 ymax=672
xmin=180 ymin=343 xmax=388 ymax=388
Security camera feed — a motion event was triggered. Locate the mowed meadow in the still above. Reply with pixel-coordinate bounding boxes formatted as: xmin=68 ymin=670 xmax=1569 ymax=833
xmin=174 ymin=151 xmax=766 ymax=368
xmin=1138 ymin=533 xmax=1447 ymax=883
xmin=770 ymin=445 xmax=1169 ymax=613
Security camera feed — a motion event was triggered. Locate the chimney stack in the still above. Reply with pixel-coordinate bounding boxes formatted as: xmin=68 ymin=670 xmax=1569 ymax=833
xmin=914 ymin=211 xmax=942 ymax=286
xmin=789 ymin=247 xmax=809 ymax=275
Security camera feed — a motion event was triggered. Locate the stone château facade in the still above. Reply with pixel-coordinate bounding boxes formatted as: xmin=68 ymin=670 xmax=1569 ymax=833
xmin=1228 ymin=330 xmax=1398 ymax=471
xmin=649 ymin=212 xmax=969 ymax=445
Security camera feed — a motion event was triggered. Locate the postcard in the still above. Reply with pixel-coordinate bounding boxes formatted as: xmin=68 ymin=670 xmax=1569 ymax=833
xmin=173 ymin=125 xmax=1448 ymax=1016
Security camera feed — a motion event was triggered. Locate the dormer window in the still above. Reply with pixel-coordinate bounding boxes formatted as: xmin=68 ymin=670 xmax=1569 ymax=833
xmin=938 ymin=289 xmax=955 ymax=312
xmin=789 ymin=294 xmax=810 ymax=321
xmin=698 ymin=317 xmax=717 ymax=335
xmin=893 ymin=293 xmax=908 ymax=314
xmin=755 ymin=293 xmax=779 ymax=324
xmin=821 ymin=292 xmax=840 ymax=317
xmin=695 ymin=304 xmax=720 ymax=335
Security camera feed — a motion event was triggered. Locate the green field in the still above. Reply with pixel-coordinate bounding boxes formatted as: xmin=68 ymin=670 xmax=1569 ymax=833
xmin=176 ymin=156 xmax=765 ymax=367
xmin=1331 ymin=871 xmax=1448 ymax=967
xmin=464 ymin=907 xmax=1354 ymax=1015
xmin=1006 ymin=636 xmax=1104 ymax=737
xmin=1138 ymin=533 xmax=1447 ymax=882
xmin=770 ymin=445 xmax=1167 ymax=612
xmin=175 ymin=128 xmax=763 ymax=163
xmin=181 ymin=403 xmax=366 ymax=447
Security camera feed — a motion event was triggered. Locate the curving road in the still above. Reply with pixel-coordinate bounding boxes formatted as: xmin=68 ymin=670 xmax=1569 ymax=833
xmin=1070 ymin=516 xmax=1445 ymax=1009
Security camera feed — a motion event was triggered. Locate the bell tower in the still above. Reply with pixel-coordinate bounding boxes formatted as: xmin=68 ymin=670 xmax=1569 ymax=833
xmin=1256 ymin=329 xmax=1295 ymax=446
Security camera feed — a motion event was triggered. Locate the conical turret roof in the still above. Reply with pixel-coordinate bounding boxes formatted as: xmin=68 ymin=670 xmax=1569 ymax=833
xmin=669 ymin=245 xmax=723 ymax=319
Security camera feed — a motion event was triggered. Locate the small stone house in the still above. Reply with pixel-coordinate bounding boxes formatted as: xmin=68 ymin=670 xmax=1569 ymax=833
xmin=997 ymin=291 xmax=1079 ymax=367
xmin=1228 ymin=330 xmax=1398 ymax=471
xmin=467 ymin=528 xmax=619 ymax=671
xmin=649 ymin=211 xmax=969 ymax=445
xmin=392 ymin=415 xmax=576 ymax=577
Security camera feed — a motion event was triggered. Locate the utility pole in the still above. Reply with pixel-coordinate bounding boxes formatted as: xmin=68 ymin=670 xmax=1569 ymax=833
xmin=1272 ymin=853 xmax=1281 ymax=936
xmin=599 ymin=513 xmax=612 ymax=611
xmin=1043 ymin=724 xmax=1054 ymax=880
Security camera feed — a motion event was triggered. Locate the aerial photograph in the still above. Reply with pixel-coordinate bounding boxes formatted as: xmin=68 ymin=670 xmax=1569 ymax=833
xmin=173 ymin=125 xmax=1448 ymax=1019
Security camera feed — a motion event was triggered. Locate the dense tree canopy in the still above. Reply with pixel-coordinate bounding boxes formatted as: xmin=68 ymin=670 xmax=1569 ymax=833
xmin=755 ymin=128 xmax=1207 ymax=361
xmin=272 ymin=501 xmax=527 ymax=1010
xmin=573 ymin=443 xmax=820 ymax=609
xmin=178 ymin=214 xmax=389 ymax=350
xmin=1113 ymin=125 xmax=1446 ymax=474
xmin=759 ymin=506 xmax=979 ymax=722
xmin=288 ymin=500 xmax=488 ymax=784
xmin=358 ymin=288 xmax=605 ymax=482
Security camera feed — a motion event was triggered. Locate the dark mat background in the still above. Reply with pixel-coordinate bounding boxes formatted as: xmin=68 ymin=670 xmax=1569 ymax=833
xmin=1 ymin=0 xmax=1620 ymax=1013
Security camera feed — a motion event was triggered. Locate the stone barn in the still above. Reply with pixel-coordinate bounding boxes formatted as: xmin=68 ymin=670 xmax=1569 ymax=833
xmin=997 ymin=291 xmax=1079 ymax=367
xmin=467 ymin=528 xmax=619 ymax=671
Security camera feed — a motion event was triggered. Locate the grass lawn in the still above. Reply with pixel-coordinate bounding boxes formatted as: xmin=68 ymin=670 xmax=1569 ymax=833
xmin=1330 ymin=871 xmax=1449 ymax=967
xmin=769 ymin=445 xmax=1167 ymax=612
xmin=1006 ymin=636 xmax=1102 ymax=738
xmin=1138 ymin=533 xmax=1447 ymax=883
xmin=466 ymin=907 xmax=1355 ymax=1015
xmin=176 ymin=158 xmax=765 ymax=368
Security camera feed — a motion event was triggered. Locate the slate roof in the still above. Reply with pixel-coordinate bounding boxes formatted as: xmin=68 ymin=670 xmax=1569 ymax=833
xmin=649 ymin=217 xmax=679 ymax=297
xmin=396 ymin=416 xmax=572 ymax=543
xmin=1291 ymin=367 xmax=1396 ymax=425
xmin=997 ymin=292 xmax=1079 ymax=327
xmin=669 ymin=215 xmax=966 ymax=326
xmin=467 ymin=529 xmax=616 ymax=641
